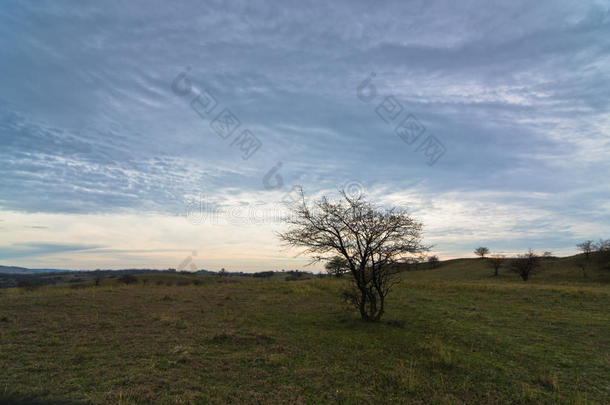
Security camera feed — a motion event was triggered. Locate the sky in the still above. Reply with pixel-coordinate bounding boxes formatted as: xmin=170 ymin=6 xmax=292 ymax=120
xmin=1 ymin=0 xmax=609 ymax=271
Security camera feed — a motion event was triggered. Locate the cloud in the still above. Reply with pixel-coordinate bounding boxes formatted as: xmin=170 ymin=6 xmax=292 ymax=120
xmin=0 ymin=242 xmax=102 ymax=259
xmin=0 ymin=0 xmax=609 ymax=266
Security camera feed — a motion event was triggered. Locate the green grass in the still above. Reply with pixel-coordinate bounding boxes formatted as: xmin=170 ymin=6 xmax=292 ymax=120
xmin=398 ymin=254 xmax=610 ymax=284
xmin=1 ymin=258 xmax=609 ymax=404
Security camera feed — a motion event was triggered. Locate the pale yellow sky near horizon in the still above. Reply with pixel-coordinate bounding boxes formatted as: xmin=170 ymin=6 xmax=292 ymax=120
xmin=0 ymin=186 xmax=593 ymax=271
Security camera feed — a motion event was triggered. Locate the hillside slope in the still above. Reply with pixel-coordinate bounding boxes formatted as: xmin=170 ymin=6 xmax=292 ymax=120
xmin=399 ymin=254 xmax=610 ymax=284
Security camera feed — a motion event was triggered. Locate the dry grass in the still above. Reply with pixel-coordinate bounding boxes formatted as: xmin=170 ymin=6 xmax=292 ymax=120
xmin=0 ymin=270 xmax=608 ymax=404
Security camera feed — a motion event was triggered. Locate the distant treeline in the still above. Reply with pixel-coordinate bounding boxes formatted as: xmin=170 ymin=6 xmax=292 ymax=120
xmin=0 ymin=268 xmax=323 ymax=289
xmin=0 ymin=268 xmax=201 ymax=289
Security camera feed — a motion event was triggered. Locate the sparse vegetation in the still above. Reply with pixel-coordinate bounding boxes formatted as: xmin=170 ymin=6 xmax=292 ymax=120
xmin=324 ymin=256 xmax=349 ymax=277
xmin=488 ymin=254 xmax=504 ymax=276
xmin=16 ymin=279 xmax=42 ymax=291
xmin=474 ymin=246 xmax=489 ymax=259
xmin=577 ymin=240 xmax=595 ymax=260
xmin=118 ymin=274 xmax=138 ymax=285
xmin=510 ymin=249 xmax=541 ymax=281
xmin=427 ymin=255 xmax=440 ymax=268
xmin=252 ymin=271 xmax=274 ymax=278
xmin=1 ymin=262 xmax=608 ymax=404
xmin=595 ymin=238 xmax=610 ymax=270
xmin=278 ymin=189 xmax=427 ymax=321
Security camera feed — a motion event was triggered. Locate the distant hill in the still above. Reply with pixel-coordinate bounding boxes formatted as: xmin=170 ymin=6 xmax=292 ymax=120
xmin=397 ymin=253 xmax=610 ymax=284
xmin=2 ymin=252 xmax=608 ymax=284
xmin=0 ymin=266 xmax=221 ymax=289
xmin=0 ymin=265 xmax=219 ymax=275
xmin=0 ymin=265 xmax=71 ymax=274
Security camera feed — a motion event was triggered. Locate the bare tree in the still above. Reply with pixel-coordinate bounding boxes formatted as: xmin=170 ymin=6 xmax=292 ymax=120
xmin=488 ymin=254 xmax=504 ymax=276
xmin=598 ymin=239 xmax=610 ymax=249
xmin=278 ymin=189 xmax=427 ymax=321
xmin=595 ymin=239 xmax=610 ymax=270
xmin=325 ymin=256 xmax=349 ymax=277
xmin=427 ymin=255 xmax=440 ymax=269
xmin=576 ymin=240 xmax=595 ymax=260
xmin=474 ymin=247 xmax=489 ymax=259
xmin=510 ymin=249 xmax=541 ymax=281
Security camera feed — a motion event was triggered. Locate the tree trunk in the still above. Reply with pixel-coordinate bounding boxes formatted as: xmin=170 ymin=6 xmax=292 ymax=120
xmin=375 ymin=293 xmax=385 ymax=321
xmin=358 ymin=290 xmax=367 ymax=320
xmin=367 ymin=291 xmax=377 ymax=320
xmin=356 ymin=286 xmax=385 ymax=322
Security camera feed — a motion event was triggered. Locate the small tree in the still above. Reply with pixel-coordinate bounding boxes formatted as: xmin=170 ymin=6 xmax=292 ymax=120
xmin=218 ymin=268 xmax=227 ymax=277
xmin=427 ymin=255 xmax=440 ymax=269
xmin=93 ymin=276 xmax=102 ymax=286
xmin=510 ymin=249 xmax=540 ymax=281
xmin=474 ymin=247 xmax=489 ymax=259
xmin=278 ymin=188 xmax=427 ymax=321
xmin=596 ymin=239 xmax=610 ymax=251
xmin=576 ymin=240 xmax=595 ymax=260
xmin=325 ymin=256 xmax=349 ymax=277
xmin=488 ymin=254 xmax=504 ymax=276
xmin=595 ymin=239 xmax=610 ymax=270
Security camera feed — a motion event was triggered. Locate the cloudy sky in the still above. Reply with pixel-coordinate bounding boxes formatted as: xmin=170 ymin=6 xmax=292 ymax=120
xmin=1 ymin=0 xmax=609 ymax=271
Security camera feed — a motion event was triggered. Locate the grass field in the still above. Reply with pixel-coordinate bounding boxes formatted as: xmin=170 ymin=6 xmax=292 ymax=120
xmin=1 ymin=257 xmax=609 ymax=404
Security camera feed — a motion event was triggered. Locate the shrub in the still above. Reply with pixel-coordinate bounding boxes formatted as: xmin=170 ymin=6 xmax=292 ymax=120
xmin=325 ymin=256 xmax=349 ymax=277
xmin=17 ymin=279 xmax=42 ymax=291
xmin=510 ymin=250 xmax=541 ymax=281
xmin=595 ymin=238 xmax=610 ymax=269
xmin=118 ymin=274 xmax=138 ymax=285
xmin=488 ymin=254 xmax=505 ymax=276
xmin=427 ymin=255 xmax=440 ymax=268
xmin=252 ymin=271 xmax=274 ymax=278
